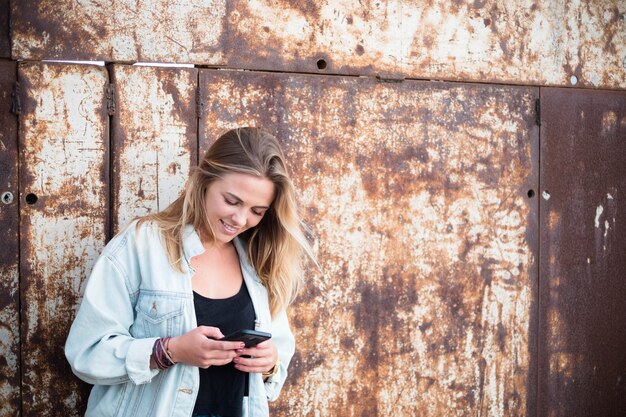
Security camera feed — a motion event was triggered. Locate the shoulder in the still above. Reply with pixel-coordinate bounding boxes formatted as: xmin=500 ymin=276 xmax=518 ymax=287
xmin=102 ymin=218 xmax=163 ymax=258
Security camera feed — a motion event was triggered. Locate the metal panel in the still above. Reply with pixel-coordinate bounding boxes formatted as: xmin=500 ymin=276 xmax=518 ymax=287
xmin=10 ymin=0 xmax=626 ymax=89
xmin=200 ymin=69 xmax=539 ymax=416
xmin=539 ymin=88 xmax=626 ymax=417
xmin=0 ymin=59 xmax=19 ymax=417
xmin=225 ymin=0 xmax=626 ymax=90
xmin=18 ymin=62 xmax=109 ymax=416
xmin=111 ymin=64 xmax=198 ymax=233
xmin=11 ymin=0 xmax=226 ymax=64
xmin=0 ymin=0 xmax=9 ymax=58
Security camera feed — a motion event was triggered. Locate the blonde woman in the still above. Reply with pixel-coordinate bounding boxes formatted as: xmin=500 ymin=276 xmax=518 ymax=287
xmin=66 ymin=127 xmax=314 ymax=417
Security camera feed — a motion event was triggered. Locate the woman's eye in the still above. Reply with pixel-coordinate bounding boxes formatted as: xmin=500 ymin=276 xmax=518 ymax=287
xmin=225 ymin=199 xmax=237 ymax=206
xmin=252 ymin=210 xmax=265 ymax=217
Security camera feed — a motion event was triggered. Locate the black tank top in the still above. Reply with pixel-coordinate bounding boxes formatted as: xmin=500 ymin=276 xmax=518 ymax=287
xmin=192 ymin=282 xmax=255 ymax=417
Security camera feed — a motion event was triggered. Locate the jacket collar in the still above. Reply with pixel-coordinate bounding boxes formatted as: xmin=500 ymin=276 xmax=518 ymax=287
xmin=180 ymin=225 xmax=261 ymax=285
xmin=181 ymin=225 xmax=204 ymax=272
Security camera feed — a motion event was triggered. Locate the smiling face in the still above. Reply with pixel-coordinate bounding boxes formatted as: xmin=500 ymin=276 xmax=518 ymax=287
xmin=203 ymin=172 xmax=276 ymax=246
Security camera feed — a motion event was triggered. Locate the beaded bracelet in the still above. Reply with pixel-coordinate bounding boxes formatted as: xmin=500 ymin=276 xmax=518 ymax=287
xmin=152 ymin=336 xmax=175 ymax=370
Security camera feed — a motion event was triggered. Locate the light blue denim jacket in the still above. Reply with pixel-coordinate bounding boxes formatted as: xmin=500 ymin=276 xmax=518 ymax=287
xmin=65 ymin=221 xmax=295 ymax=417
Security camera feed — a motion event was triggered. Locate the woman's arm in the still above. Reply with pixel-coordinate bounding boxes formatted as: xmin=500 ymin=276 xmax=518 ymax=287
xmin=65 ymin=254 xmax=157 ymax=386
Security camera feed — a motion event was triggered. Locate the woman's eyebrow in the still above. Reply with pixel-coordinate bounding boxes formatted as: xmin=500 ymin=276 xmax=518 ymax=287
xmin=224 ymin=192 xmax=242 ymax=203
xmin=225 ymin=192 xmax=270 ymax=209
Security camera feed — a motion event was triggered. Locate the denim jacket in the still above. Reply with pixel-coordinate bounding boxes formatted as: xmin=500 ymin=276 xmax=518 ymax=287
xmin=65 ymin=221 xmax=295 ymax=417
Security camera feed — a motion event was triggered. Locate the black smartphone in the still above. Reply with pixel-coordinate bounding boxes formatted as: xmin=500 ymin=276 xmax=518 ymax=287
xmin=220 ymin=329 xmax=272 ymax=348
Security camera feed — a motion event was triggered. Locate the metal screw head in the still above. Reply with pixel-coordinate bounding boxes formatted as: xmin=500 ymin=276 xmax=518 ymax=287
xmin=1 ymin=191 xmax=13 ymax=204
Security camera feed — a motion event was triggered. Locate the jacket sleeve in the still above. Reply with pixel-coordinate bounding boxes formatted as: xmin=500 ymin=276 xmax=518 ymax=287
xmin=65 ymin=248 xmax=159 ymax=386
xmin=264 ymin=308 xmax=296 ymax=401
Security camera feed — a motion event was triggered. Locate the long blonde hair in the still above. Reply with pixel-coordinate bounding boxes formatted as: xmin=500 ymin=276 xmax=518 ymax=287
xmin=139 ymin=127 xmax=313 ymax=316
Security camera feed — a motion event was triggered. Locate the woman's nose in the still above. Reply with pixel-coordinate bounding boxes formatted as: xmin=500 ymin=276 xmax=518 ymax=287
xmin=231 ymin=209 xmax=246 ymax=227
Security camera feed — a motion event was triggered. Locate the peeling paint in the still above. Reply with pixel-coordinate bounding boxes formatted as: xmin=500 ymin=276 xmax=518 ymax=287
xmin=595 ymin=205 xmax=604 ymax=228
xmin=12 ymin=0 xmax=226 ymax=64
xmin=200 ymin=69 xmax=538 ymax=416
xmin=4 ymin=7 xmax=624 ymax=414
xmin=602 ymin=111 xmax=618 ymax=134
xmin=10 ymin=0 xmax=626 ymax=89
xmin=0 ymin=59 xmax=20 ymax=417
xmin=111 ymin=65 xmax=198 ymax=232
xmin=18 ymin=62 xmax=108 ymax=415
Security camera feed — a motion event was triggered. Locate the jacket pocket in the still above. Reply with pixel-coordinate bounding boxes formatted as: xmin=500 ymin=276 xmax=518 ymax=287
xmin=133 ymin=291 xmax=187 ymax=338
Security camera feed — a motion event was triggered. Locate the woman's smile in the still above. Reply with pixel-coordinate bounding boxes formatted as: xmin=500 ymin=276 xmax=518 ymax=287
xmin=220 ymin=219 xmax=240 ymax=234
xmin=204 ymin=172 xmax=275 ymax=245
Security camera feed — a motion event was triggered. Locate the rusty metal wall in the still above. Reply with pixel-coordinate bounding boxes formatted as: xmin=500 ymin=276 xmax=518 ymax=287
xmin=200 ymin=69 xmax=539 ymax=416
xmin=10 ymin=0 xmax=225 ymax=64
xmin=0 ymin=59 xmax=20 ymax=417
xmin=17 ymin=62 xmax=109 ymax=415
xmin=111 ymin=64 xmax=198 ymax=233
xmin=3 ymin=1 xmax=626 ymax=417
xmin=539 ymin=88 xmax=626 ymax=417
xmin=0 ymin=0 xmax=9 ymax=58
xmin=9 ymin=0 xmax=626 ymax=90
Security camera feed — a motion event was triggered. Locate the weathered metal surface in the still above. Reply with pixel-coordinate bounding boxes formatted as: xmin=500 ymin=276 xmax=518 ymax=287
xmin=539 ymin=88 xmax=626 ymax=417
xmin=11 ymin=0 xmax=225 ymax=64
xmin=18 ymin=62 xmax=109 ymax=416
xmin=200 ymin=69 xmax=539 ymax=416
xmin=11 ymin=0 xmax=626 ymax=89
xmin=0 ymin=0 xmax=9 ymax=58
xmin=111 ymin=64 xmax=198 ymax=233
xmin=0 ymin=59 xmax=19 ymax=417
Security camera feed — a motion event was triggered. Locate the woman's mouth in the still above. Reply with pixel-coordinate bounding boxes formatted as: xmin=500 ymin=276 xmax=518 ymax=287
xmin=220 ymin=220 xmax=240 ymax=235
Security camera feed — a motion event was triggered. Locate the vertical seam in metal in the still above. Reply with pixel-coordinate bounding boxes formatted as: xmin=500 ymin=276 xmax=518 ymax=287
xmin=15 ymin=60 xmax=24 ymax=417
xmin=536 ymin=87 xmax=542 ymax=417
xmin=196 ymin=68 xmax=200 ymax=166
xmin=106 ymin=63 xmax=114 ymax=243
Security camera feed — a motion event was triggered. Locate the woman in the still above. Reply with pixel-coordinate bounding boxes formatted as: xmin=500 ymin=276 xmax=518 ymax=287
xmin=65 ymin=127 xmax=314 ymax=417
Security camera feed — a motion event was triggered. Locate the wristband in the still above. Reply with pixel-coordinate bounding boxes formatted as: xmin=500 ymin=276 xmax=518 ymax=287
xmin=152 ymin=337 xmax=175 ymax=370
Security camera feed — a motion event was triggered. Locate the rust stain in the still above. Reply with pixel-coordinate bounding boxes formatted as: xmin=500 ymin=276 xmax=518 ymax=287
xmin=0 ymin=0 xmax=9 ymax=58
xmin=601 ymin=110 xmax=618 ymax=134
xmin=4 ymin=3 xmax=624 ymax=417
xmin=0 ymin=60 xmax=20 ymax=417
xmin=9 ymin=0 xmax=626 ymax=88
xmin=539 ymin=88 xmax=626 ymax=417
xmin=11 ymin=0 xmax=226 ymax=63
xmin=18 ymin=62 xmax=109 ymax=415
xmin=200 ymin=69 xmax=538 ymax=416
xmin=111 ymin=64 xmax=198 ymax=233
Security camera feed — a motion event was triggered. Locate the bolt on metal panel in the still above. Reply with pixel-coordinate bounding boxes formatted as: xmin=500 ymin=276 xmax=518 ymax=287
xmin=199 ymin=69 xmax=539 ymax=416
xmin=539 ymin=88 xmax=626 ymax=417
xmin=18 ymin=62 xmax=109 ymax=416
xmin=11 ymin=0 xmax=226 ymax=64
xmin=111 ymin=64 xmax=198 ymax=234
xmin=10 ymin=0 xmax=626 ymax=89
xmin=0 ymin=59 xmax=19 ymax=417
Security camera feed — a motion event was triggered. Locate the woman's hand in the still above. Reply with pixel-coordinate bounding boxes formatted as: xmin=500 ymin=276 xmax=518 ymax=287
xmin=167 ymin=326 xmax=244 ymax=369
xmin=232 ymin=339 xmax=278 ymax=374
